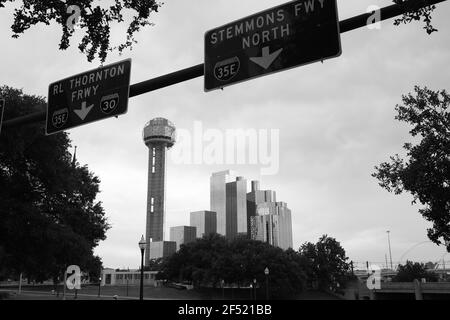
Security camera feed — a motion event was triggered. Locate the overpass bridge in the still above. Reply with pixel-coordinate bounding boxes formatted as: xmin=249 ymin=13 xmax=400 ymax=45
xmin=362 ymin=281 xmax=450 ymax=300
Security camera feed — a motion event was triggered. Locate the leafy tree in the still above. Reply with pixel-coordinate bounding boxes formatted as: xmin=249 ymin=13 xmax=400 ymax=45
xmin=144 ymin=258 xmax=165 ymax=272
xmin=393 ymin=260 xmax=438 ymax=282
xmin=0 ymin=0 xmax=162 ymax=62
xmin=0 ymin=86 xmax=109 ymax=283
xmin=158 ymin=234 xmax=307 ymax=299
xmin=393 ymin=0 xmax=439 ymax=34
xmin=373 ymin=86 xmax=450 ymax=251
xmin=84 ymin=255 xmax=103 ymax=282
xmin=299 ymin=235 xmax=352 ymax=292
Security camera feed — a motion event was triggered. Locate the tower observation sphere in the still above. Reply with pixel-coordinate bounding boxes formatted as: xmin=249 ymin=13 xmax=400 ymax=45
xmin=143 ymin=118 xmax=176 ymax=148
xmin=142 ymin=118 xmax=176 ymax=265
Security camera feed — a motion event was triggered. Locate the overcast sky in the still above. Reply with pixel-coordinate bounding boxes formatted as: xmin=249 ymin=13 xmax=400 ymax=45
xmin=1 ymin=0 xmax=450 ymax=270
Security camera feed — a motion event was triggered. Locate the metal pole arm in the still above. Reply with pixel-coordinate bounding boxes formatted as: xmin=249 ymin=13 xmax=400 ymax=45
xmin=2 ymin=0 xmax=448 ymax=130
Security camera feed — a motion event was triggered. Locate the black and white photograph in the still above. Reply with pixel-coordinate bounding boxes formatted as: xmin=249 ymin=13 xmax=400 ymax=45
xmin=0 ymin=0 xmax=449 ymax=310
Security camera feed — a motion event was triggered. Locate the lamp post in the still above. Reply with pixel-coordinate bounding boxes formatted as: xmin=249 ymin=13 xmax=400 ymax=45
xmin=126 ymin=275 xmax=129 ymax=297
xmin=221 ymin=279 xmax=225 ymax=300
xmin=264 ymin=267 xmax=269 ymax=300
xmin=139 ymin=235 xmax=146 ymax=301
xmin=18 ymin=273 xmax=23 ymax=295
xmin=97 ymin=277 xmax=101 ymax=298
xmin=253 ymin=279 xmax=257 ymax=300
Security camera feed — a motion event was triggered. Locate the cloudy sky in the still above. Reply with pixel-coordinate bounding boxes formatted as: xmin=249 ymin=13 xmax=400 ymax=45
xmin=1 ymin=0 xmax=450 ymax=270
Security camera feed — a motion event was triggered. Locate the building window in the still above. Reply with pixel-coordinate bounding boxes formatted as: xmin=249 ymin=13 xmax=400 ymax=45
xmin=152 ymin=148 xmax=156 ymax=173
xmin=151 ymin=197 xmax=154 ymax=213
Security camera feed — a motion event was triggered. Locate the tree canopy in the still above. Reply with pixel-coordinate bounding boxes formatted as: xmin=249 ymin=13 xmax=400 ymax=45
xmin=0 ymin=0 xmax=161 ymax=62
xmin=0 ymin=86 xmax=109 ymax=282
xmin=393 ymin=260 xmax=438 ymax=282
xmin=158 ymin=234 xmax=308 ymax=299
xmin=373 ymin=86 xmax=450 ymax=251
xmin=299 ymin=235 xmax=352 ymax=291
xmin=393 ymin=0 xmax=439 ymax=34
xmin=158 ymin=234 xmax=353 ymax=298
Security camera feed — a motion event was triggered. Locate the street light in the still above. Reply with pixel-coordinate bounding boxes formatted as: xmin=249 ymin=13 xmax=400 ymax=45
xmin=264 ymin=267 xmax=269 ymax=300
xmin=221 ymin=279 xmax=225 ymax=300
xmin=97 ymin=277 xmax=102 ymax=298
xmin=139 ymin=235 xmax=146 ymax=301
xmin=253 ymin=278 xmax=257 ymax=300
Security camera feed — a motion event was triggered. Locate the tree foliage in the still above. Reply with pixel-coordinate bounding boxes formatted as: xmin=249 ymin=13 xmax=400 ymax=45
xmin=393 ymin=0 xmax=438 ymax=34
xmin=393 ymin=260 xmax=438 ymax=282
xmin=299 ymin=235 xmax=352 ymax=291
xmin=373 ymin=86 xmax=450 ymax=251
xmin=0 ymin=0 xmax=162 ymax=62
xmin=0 ymin=86 xmax=109 ymax=282
xmin=158 ymin=234 xmax=308 ymax=299
xmin=158 ymin=234 xmax=353 ymax=298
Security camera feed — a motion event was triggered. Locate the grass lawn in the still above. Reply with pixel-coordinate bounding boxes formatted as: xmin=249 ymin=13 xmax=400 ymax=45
xmin=1 ymin=284 xmax=342 ymax=300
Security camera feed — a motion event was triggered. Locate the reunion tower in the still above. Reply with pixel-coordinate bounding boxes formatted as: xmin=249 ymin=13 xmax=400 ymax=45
xmin=142 ymin=118 xmax=176 ymax=265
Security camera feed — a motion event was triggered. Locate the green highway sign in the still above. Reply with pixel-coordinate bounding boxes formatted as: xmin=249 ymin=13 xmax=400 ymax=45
xmin=204 ymin=0 xmax=342 ymax=91
xmin=0 ymin=98 xmax=4 ymax=136
xmin=46 ymin=59 xmax=132 ymax=135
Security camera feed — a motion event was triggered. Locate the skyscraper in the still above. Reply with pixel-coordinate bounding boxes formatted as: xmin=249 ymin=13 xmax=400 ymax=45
xmin=226 ymin=176 xmax=248 ymax=239
xmin=250 ymin=202 xmax=293 ymax=250
xmin=247 ymin=180 xmax=276 ymax=235
xmin=190 ymin=210 xmax=217 ymax=239
xmin=143 ymin=118 xmax=176 ymax=265
xmin=149 ymin=241 xmax=177 ymax=260
xmin=210 ymin=170 xmax=236 ymax=236
xmin=170 ymin=226 xmax=197 ymax=251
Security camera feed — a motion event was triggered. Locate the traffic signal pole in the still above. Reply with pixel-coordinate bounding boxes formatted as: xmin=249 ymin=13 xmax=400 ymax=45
xmin=2 ymin=0 xmax=447 ymax=130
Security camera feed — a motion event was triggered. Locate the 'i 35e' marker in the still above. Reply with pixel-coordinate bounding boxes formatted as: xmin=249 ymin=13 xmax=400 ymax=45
xmin=204 ymin=0 xmax=342 ymax=91
xmin=46 ymin=59 xmax=132 ymax=135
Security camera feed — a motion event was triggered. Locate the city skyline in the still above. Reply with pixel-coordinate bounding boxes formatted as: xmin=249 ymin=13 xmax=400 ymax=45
xmin=1 ymin=0 xmax=449 ymax=269
xmin=159 ymin=168 xmax=294 ymax=255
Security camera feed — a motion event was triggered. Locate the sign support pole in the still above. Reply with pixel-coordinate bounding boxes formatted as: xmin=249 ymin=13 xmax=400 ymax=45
xmin=1 ymin=0 xmax=447 ymax=129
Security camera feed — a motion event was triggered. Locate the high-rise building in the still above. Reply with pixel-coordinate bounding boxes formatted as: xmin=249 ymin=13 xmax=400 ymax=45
xmin=170 ymin=226 xmax=197 ymax=251
xmin=210 ymin=170 xmax=236 ymax=236
xmin=149 ymin=241 xmax=177 ymax=260
xmin=143 ymin=118 xmax=176 ymax=265
xmin=247 ymin=180 xmax=276 ymax=235
xmin=250 ymin=202 xmax=293 ymax=250
xmin=226 ymin=176 xmax=248 ymax=239
xmin=190 ymin=211 xmax=217 ymax=239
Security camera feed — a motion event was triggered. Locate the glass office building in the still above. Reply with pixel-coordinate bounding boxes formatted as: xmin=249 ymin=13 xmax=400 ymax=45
xmin=210 ymin=170 xmax=237 ymax=236
xmin=190 ymin=210 xmax=217 ymax=239
xmin=169 ymin=226 xmax=197 ymax=251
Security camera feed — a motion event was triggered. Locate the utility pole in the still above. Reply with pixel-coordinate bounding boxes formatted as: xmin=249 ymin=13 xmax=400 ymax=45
xmin=387 ymin=231 xmax=393 ymax=270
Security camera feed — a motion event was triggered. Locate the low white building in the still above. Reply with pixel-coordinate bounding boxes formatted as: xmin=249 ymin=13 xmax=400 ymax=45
xmin=101 ymin=268 xmax=159 ymax=287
